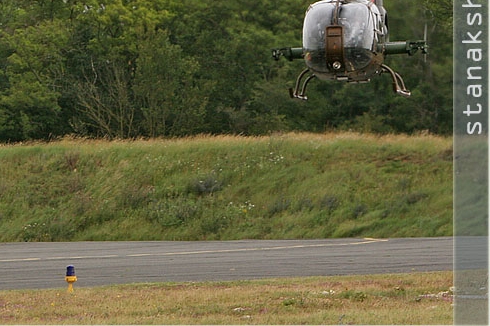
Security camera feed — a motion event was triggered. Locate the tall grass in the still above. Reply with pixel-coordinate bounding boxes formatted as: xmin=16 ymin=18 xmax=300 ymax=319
xmin=0 ymin=132 xmax=452 ymax=241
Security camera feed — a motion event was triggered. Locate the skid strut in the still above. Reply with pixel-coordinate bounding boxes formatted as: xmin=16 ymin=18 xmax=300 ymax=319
xmin=381 ymin=64 xmax=411 ymax=97
xmin=289 ymin=69 xmax=315 ymax=100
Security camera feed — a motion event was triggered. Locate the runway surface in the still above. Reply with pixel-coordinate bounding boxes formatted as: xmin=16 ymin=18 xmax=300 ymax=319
xmin=0 ymin=237 xmax=453 ymax=290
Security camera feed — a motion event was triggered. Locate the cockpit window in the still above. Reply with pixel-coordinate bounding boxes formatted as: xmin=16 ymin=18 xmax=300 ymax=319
xmin=302 ymin=2 xmax=334 ymax=53
xmin=338 ymin=3 xmax=375 ymax=50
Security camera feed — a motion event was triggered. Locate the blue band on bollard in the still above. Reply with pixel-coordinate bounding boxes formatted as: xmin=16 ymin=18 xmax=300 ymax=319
xmin=66 ymin=265 xmax=75 ymax=276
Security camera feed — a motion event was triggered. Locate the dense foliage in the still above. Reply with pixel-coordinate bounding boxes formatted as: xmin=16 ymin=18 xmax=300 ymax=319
xmin=0 ymin=0 xmax=452 ymax=141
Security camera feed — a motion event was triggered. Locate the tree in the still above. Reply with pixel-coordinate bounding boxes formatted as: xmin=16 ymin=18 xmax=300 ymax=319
xmin=74 ymin=60 xmax=136 ymax=138
xmin=133 ymin=31 xmax=211 ymax=137
xmin=0 ymin=21 xmax=69 ymax=140
xmin=423 ymin=0 xmax=452 ymax=29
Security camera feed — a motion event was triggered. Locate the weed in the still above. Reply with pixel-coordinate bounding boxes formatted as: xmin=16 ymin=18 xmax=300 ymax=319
xmin=294 ymin=196 xmax=315 ymax=212
xmin=148 ymin=198 xmax=199 ymax=226
xmin=319 ymin=194 xmax=340 ymax=213
xmin=64 ymin=151 xmax=80 ymax=172
xmin=22 ymin=222 xmax=50 ymax=242
xmin=405 ymin=192 xmax=429 ymax=205
xmin=268 ymin=196 xmax=292 ymax=217
xmin=397 ymin=177 xmax=412 ymax=192
xmin=119 ymin=185 xmax=154 ymax=209
xmin=339 ymin=290 xmax=368 ymax=302
xmin=188 ymin=173 xmax=223 ymax=196
xmin=351 ymin=203 xmax=368 ymax=219
xmin=199 ymin=214 xmax=229 ymax=236
xmin=281 ymin=298 xmax=297 ymax=306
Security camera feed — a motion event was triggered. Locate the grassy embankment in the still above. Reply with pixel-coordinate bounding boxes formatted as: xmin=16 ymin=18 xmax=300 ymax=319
xmin=0 ymin=132 xmax=452 ymax=242
xmin=0 ymin=271 xmax=453 ymax=324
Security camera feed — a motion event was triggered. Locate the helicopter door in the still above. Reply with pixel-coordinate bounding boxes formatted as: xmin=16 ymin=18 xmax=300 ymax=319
xmin=325 ymin=26 xmax=344 ymax=70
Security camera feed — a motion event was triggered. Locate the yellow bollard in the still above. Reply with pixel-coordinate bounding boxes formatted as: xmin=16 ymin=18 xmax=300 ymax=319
xmin=65 ymin=265 xmax=77 ymax=293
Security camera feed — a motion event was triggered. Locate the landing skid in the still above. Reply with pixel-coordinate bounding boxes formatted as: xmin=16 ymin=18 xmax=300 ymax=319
xmin=381 ymin=64 xmax=411 ymax=97
xmin=289 ymin=69 xmax=315 ymax=100
xmin=289 ymin=64 xmax=411 ymax=100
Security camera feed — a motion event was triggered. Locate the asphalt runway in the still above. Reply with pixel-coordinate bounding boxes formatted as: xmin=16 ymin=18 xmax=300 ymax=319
xmin=0 ymin=237 xmax=453 ymax=290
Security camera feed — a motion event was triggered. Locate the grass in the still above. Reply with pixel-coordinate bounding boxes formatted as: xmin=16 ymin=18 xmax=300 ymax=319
xmin=0 ymin=271 xmax=453 ymax=325
xmin=0 ymin=132 xmax=453 ymax=241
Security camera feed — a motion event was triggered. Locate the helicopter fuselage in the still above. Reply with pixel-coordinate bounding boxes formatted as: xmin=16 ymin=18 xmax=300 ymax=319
xmin=303 ymin=0 xmax=385 ymax=82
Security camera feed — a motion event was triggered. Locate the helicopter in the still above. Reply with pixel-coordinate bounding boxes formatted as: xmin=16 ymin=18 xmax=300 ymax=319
xmin=272 ymin=0 xmax=428 ymax=100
